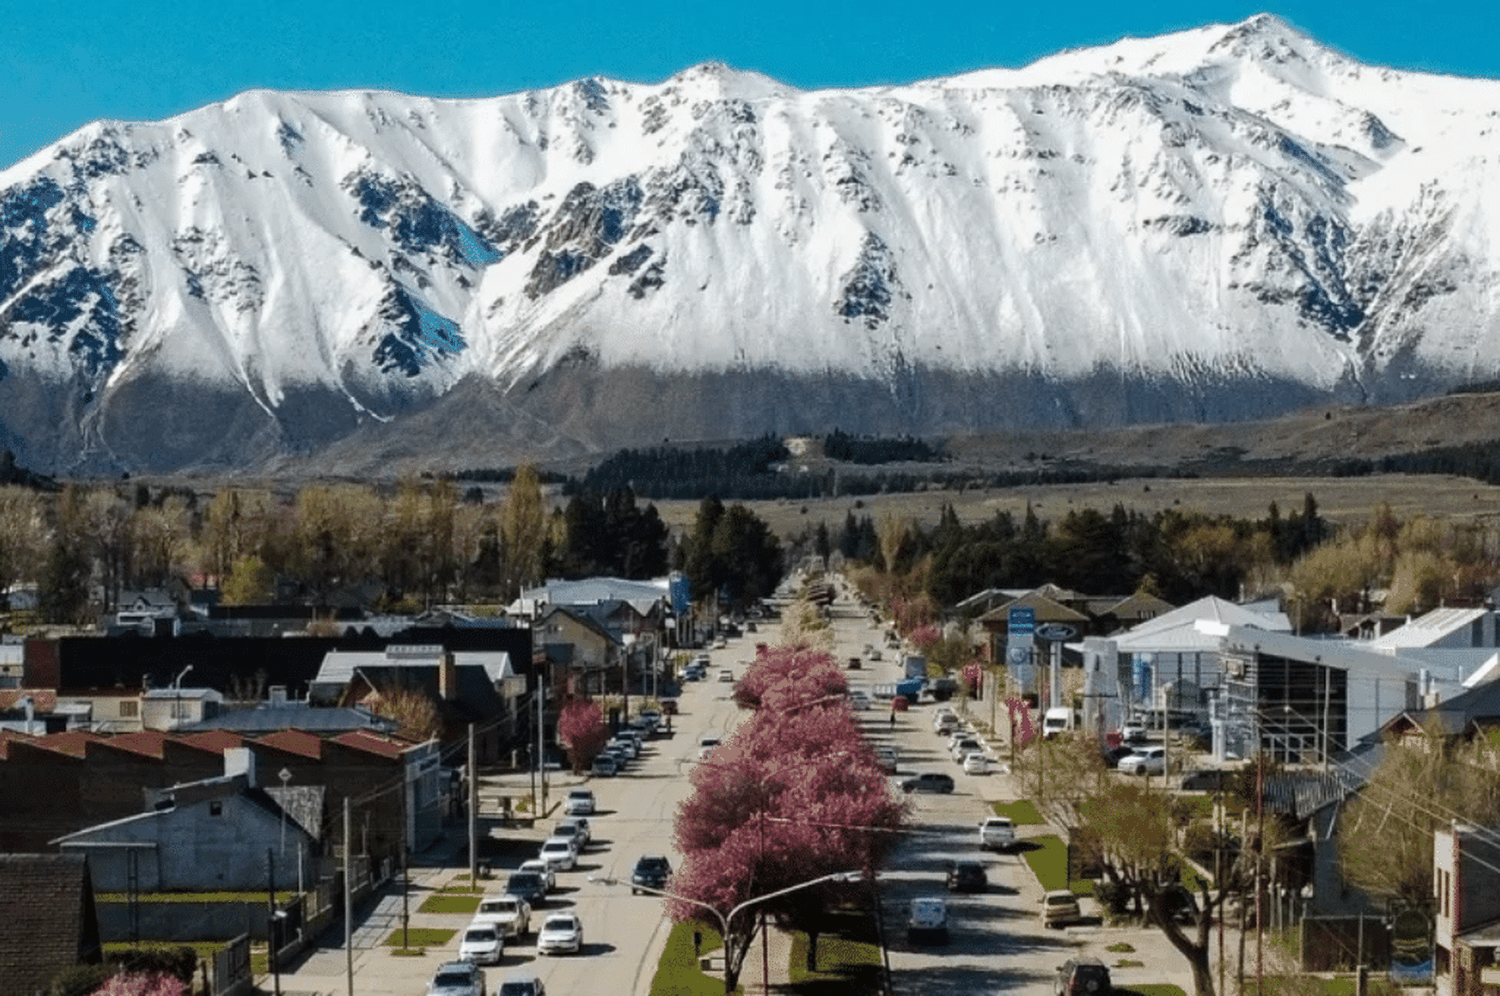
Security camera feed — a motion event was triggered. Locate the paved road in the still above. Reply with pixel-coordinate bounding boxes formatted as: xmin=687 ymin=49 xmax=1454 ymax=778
xmin=264 ymin=632 xmax=752 ymax=996
xmin=266 ymin=576 xmax=1231 ymax=995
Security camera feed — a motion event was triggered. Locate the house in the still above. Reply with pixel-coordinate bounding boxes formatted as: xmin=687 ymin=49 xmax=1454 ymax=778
xmin=1434 ymin=821 xmax=1500 ymax=996
xmin=141 ymin=686 xmax=225 ymax=731
xmin=54 ymin=748 xmax=315 ymax=893
xmin=310 ymin=644 xmax=523 ymax=763
xmin=0 ymin=853 xmax=102 ymax=994
xmin=533 ymin=605 xmax=622 ymax=697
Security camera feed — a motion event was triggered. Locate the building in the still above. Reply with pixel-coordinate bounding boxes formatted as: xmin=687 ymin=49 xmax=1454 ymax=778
xmin=54 ymin=748 xmax=316 ymax=893
xmin=1435 ymin=822 xmax=1500 ymax=996
xmin=0 ymin=853 xmax=102 ymax=994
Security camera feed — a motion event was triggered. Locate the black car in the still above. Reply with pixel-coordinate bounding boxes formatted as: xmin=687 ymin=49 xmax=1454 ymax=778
xmin=945 ymin=860 xmax=988 ymax=893
xmin=1102 ymin=745 xmax=1136 ymax=769
xmin=900 ymin=772 xmax=955 ymax=794
xmin=1055 ymin=956 xmax=1111 ymax=996
xmin=631 ymin=854 xmax=673 ymax=894
xmin=1180 ymin=769 xmax=1234 ymax=792
xmin=505 ymin=871 xmax=548 ymax=907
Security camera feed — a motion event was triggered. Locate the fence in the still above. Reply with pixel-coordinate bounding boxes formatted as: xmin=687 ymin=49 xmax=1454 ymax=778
xmin=1301 ymin=914 xmax=1390 ymax=972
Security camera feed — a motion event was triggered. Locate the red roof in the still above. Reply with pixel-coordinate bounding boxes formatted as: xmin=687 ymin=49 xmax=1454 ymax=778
xmin=177 ymin=730 xmax=245 ymax=754
xmin=16 ymin=730 xmax=102 ymax=759
xmin=0 ymin=690 xmax=57 ymax=712
xmin=254 ymin=729 xmax=324 ymax=759
xmin=99 ymin=732 xmax=171 ymax=759
xmin=331 ymin=729 xmax=411 ymax=759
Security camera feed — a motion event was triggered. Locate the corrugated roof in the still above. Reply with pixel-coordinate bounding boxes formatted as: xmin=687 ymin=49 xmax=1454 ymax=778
xmin=1367 ymin=607 xmax=1493 ymax=650
xmin=254 ymin=729 xmax=324 ymax=759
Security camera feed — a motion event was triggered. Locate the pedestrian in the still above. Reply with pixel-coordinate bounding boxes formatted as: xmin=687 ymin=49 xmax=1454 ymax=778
xmin=889 ymin=709 xmax=897 ymax=728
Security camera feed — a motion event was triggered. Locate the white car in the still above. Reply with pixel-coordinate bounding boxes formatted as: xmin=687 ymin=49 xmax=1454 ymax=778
xmin=950 ymin=737 xmax=984 ymax=762
xmin=1118 ymin=745 xmax=1167 ymax=776
xmin=458 ymin=922 xmax=504 ymax=964
xmin=564 ymin=789 xmax=595 ymax=815
xmin=698 ymin=736 xmax=720 ymax=759
xmin=518 ymin=859 xmax=556 ymax=894
xmin=718 ymin=668 xmax=735 ymax=683
xmin=591 ymin=755 xmax=618 ymax=777
xmin=978 ymin=816 xmax=1017 ymax=851
xmin=538 ymin=836 xmax=578 ymax=871
xmin=536 ymin=912 xmax=584 ymax=955
xmin=847 ymin=690 xmax=872 ymax=711
xmin=554 ymin=817 xmax=591 ymax=847
xmin=473 ymin=894 xmax=531 ymax=938
xmin=932 ymin=707 xmax=957 ymax=729
xmin=962 ymin=752 xmax=992 ymax=775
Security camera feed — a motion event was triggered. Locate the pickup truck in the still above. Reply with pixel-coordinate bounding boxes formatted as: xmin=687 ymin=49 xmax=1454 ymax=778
xmin=978 ymin=816 xmax=1017 ymax=851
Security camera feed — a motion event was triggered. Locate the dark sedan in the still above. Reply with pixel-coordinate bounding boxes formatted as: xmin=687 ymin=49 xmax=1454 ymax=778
xmin=945 ymin=860 xmax=988 ymax=893
xmin=505 ymin=870 xmax=548 ymax=907
xmin=900 ymin=772 xmax=955 ymax=794
xmin=631 ymin=854 xmax=673 ymax=894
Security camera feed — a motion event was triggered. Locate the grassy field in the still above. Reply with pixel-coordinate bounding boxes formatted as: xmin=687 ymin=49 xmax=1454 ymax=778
xmin=649 ymin=921 xmax=737 ymax=996
xmin=653 ymin=473 xmax=1500 ymax=539
xmin=993 ymin=799 xmax=1046 ymax=825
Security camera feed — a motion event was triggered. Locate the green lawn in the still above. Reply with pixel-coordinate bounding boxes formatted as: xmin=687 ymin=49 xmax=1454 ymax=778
xmin=1121 ymin=985 xmax=1188 ymax=996
xmin=418 ymin=893 xmax=482 ymax=914
xmin=381 ymin=927 xmax=455 ymax=950
xmin=786 ymin=912 xmax=884 ymax=995
xmin=993 ymin=799 xmax=1046 ymax=825
xmin=649 ymin=921 xmax=740 ymax=996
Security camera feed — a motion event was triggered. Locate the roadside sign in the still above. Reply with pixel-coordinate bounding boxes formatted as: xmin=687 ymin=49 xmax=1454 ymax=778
xmin=1035 ymin=623 xmax=1078 ymax=642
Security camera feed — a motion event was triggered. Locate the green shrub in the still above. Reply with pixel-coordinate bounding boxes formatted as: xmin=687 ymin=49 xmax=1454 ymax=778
xmin=1094 ymin=880 xmax=1133 ymax=918
xmin=48 ymin=963 xmax=114 ymax=996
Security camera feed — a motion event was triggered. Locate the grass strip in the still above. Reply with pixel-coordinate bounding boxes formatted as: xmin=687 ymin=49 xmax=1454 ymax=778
xmin=418 ymin=894 xmax=482 ymax=914
xmin=993 ymin=799 xmax=1046 ymax=825
xmin=649 ymin=920 xmax=738 ymax=996
xmin=381 ymin=927 xmax=455 ymax=949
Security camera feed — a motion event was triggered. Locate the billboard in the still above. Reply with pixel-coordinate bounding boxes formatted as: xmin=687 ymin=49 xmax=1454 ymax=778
xmin=669 ymin=573 xmax=692 ymax=617
xmin=1008 ymin=607 xmax=1036 ymax=694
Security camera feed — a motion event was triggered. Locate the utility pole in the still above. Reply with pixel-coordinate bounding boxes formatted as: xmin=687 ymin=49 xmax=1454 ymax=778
xmin=468 ymin=723 xmax=478 ymax=888
xmin=267 ymin=848 xmax=281 ymax=996
xmin=343 ymin=797 xmax=353 ymax=996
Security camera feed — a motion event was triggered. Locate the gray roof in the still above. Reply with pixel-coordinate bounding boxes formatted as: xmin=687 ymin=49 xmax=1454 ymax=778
xmin=178 ymin=704 xmax=400 ymax=734
xmin=314 ymin=647 xmax=514 ymax=689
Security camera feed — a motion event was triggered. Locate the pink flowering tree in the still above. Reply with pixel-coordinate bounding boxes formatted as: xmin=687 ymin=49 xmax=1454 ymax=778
xmin=731 ymin=646 xmax=848 ymax=711
xmin=671 ymin=693 xmax=905 ymax=987
xmin=557 ymin=697 xmax=609 ymax=773
xmin=91 ymin=974 xmax=188 ymax=996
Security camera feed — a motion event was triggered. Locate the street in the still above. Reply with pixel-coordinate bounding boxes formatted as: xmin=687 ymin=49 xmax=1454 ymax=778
xmin=267 ymin=578 xmax=1222 ymax=996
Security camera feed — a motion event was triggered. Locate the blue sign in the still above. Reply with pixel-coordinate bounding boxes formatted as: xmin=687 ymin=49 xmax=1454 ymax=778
xmin=1008 ymin=607 xmax=1035 ymax=635
xmin=669 ymin=573 xmax=692 ymax=617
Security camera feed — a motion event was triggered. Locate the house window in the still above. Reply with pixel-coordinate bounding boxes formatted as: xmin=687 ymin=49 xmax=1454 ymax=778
xmin=209 ymin=800 xmax=223 ymax=817
xmin=118 ymin=700 xmax=139 ymax=718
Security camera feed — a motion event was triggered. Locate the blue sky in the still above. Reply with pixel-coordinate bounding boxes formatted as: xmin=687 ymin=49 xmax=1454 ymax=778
xmin=3 ymin=0 xmax=1496 ymax=171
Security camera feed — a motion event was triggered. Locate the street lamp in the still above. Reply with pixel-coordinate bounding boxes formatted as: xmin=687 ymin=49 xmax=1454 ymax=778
xmin=588 ymin=869 xmax=863 ymax=994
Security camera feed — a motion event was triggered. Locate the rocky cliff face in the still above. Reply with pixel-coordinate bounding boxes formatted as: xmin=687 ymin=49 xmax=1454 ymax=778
xmin=3 ymin=14 xmax=1499 ymax=475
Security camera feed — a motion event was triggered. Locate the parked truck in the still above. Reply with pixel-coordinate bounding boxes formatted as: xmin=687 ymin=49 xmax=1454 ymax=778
xmin=875 ymin=677 xmax=927 ymax=702
xmin=904 ymin=655 xmax=928 ymax=680
xmin=1042 ymin=706 xmax=1080 ymax=738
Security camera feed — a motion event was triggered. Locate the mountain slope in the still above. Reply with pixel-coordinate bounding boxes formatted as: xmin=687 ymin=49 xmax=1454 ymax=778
xmin=3 ymin=14 xmax=1500 ymax=475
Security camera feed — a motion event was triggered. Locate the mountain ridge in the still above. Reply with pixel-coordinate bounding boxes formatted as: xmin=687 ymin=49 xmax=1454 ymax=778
xmin=3 ymin=14 xmax=1499 ymax=475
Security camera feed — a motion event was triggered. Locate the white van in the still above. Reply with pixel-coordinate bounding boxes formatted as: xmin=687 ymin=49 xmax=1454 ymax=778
xmin=1042 ymin=707 xmax=1077 ymax=739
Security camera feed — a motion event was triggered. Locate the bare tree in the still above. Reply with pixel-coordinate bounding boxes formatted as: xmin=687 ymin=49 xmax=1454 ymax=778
xmin=500 ymin=465 xmax=547 ymax=598
xmin=0 ymin=486 xmax=44 ymax=605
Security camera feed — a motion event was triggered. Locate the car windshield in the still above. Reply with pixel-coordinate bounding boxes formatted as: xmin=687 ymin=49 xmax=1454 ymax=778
xmin=465 ymin=928 xmax=496 ymax=941
xmin=499 ymin=983 xmax=539 ymax=996
xmin=544 ymin=916 xmax=578 ymax=930
xmin=434 ymin=970 xmax=473 ymax=986
xmin=508 ymin=873 xmax=541 ymax=889
xmin=1046 ymin=894 xmax=1074 ymax=905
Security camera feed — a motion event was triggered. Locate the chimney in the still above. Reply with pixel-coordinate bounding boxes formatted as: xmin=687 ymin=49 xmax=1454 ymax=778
xmin=268 ymin=685 xmax=288 ymax=707
xmin=439 ymin=650 xmax=458 ymax=701
xmin=224 ymin=746 xmax=256 ymax=787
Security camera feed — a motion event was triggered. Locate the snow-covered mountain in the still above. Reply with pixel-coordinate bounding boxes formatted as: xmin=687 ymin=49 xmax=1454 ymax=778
xmin=4 ymin=13 xmax=1499 ymax=475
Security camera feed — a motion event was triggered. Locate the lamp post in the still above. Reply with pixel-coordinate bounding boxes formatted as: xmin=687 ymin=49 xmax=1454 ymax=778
xmin=589 ymin=870 xmax=862 ymax=994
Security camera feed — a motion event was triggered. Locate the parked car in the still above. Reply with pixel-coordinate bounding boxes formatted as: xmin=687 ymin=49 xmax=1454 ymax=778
xmin=536 ymin=912 xmax=584 ymax=955
xmin=554 ymin=818 xmax=591 ymax=848
xmin=1121 ymin=719 xmax=1150 ymax=743
xmin=950 ymin=737 xmax=984 ymax=762
xmin=978 ymin=816 xmax=1017 ymax=851
xmin=848 ymin=690 xmax=872 ymax=711
xmin=428 ymin=960 xmax=487 ymax=996
xmin=565 ymin=789 xmax=596 ymax=815
xmin=631 ymin=854 xmax=673 ymax=894
xmin=517 ymin=859 xmax=555 ymax=895
xmin=504 ymin=871 xmax=548 ymax=907
xmin=607 ymin=737 xmax=638 ymax=760
xmin=497 ymin=973 xmax=545 ymax=996
xmin=900 ymin=772 xmax=955 ymax=794
xmin=638 ymin=708 xmax=663 ymax=728
xmin=932 ymin=708 xmax=958 ymax=731
xmin=1055 ymin=956 xmax=1112 ymax=996
xmin=868 ymin=648 xmax=882 ymax=661
xmin=906 ymin=896 xmax=950 ymax=944
xmin=718 ymin=668 xmax=735 ymax=683
xmin=945 ymin=860 xmax=988 ymax=893
xmin=962 ymin=752 xmax=992 ymax=775
xmin=1180 ymin=768 xmax=1235 ymax=792
xmin=1117 ymin=746 xmax=1167 ymax=776
xmin=697 ymin=737 xmax=720 ymax=760
xmin=474 ymin=894 xmax=531 ymax=938
xmin=1041 ymin=889 xmax=1081 ymax=928
xmin=591 ymin=755 xmax=618 ymax=777
xmin=874 ymin=746 xmax=899 ymax=773
xmin=538 ymin=837 xmax=578 ymax=872
xmin=1102 ymin=744 xmax=1136 ymax=769
xmin=458 ymin=922 xmax=504 ymax=965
